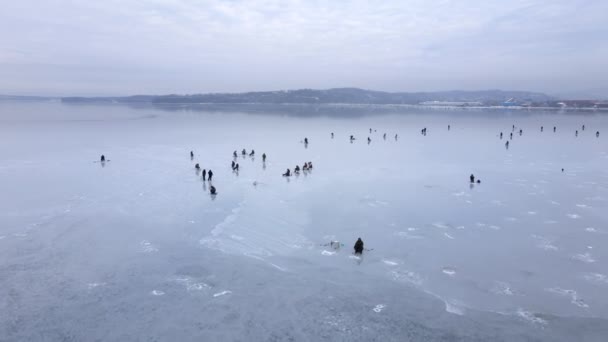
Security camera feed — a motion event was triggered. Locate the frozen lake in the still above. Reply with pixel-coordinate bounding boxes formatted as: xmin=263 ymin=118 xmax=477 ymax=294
xmin=1 ymin=101 xmax=608 ymax=341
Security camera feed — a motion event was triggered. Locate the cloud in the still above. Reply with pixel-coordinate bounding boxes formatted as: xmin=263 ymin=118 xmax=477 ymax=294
xmin=0 ymin=0 xmax=606 ymax=96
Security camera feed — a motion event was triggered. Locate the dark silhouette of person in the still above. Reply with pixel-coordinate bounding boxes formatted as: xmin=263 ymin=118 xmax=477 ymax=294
xmin=190 ymin=151 xmax=194 ymax=158
xmin=249 ymin=150 xmax=255 ymax=157
xmin=195 ymin=163 xmax=200 ymax=170
xmin=283 ymin=169 xmax=291 ymax=177
xmin=350 ymin=135 xmax=355 ymax=140
xmin=369 ymin=128 xmax=372 ymax=133
xmin=233 ymin=150 xmax=237 ymax=158
xmin=294 ymin=165 xmax=300 ymax=173
xmin=448 ymin=125 xmax=451 ymax=130
xmin=208 ymin=170 xmax=213 ymax=181
xmin=519 ymin=129 xmax=523 ymax=135
xmin=476 ymin=179 xmax=481 ymax=184
xmin=554 ymin=126 xmax=556 ymax=132
xmin=367 ymin=137 xmax=371 ymax=143
xmin=395 ymin=134 xmax=398 ymax=140
xmin=505 ymin=141 xmax=510 ymax=148
xmin=470 ymin=174 xmax=475 ymax=183
xmin=512 ymin=124 xmax=515 ymax=131
xmin=331 ymin=132 xmax=334 ymax=138
xmin=383 ymin=133 xmax=387 ymax=139
xmin=541 ymin=126 xmax=544 ymax=132
xmin=510 ymin=132 xmax=513 ymax=139
xmin=561 ymin=168 xmax=564 ymax=172
xmin=303 ymin=163 xmax=308 ymax=171
xmin=308 ymin=162 xmax=313 ymax=169
xmin=262 ymin=153 xmax=266 ymax=162
xmin=210 ymin=185 xmax=217 ymax=195
xmin=304 ymin=138 xmax=308 ymax=144
xmin=582 ymin=125 xmax=585 ymax=131
xmin=500 ymin=132 xmax=503 ymax=139
xmin=233 ymin=163 xmax=239 ymax=171
xmin=242 ymin=149 xmax=246 ymax=155
xmin=231 ymin=160 xmax=235 ymax=169
xmin=597 ymin=131 xmax=600 ymax=138
xmin=202 ymin=169 xmax=207 ymax=181
xmin=354 ymin=238 xmax=364 ymax=255
xmin=100 ymin=155 xmax=105 ymax=162
xmin=576 ymin=130 xmax=578 ymax=136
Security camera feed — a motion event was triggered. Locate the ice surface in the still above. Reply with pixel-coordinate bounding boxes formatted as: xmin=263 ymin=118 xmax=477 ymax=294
xmin=1 ymin=102 xmax=608 ymax=341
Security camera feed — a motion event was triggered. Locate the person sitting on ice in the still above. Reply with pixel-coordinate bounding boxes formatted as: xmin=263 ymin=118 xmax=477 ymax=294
xmin=304 ymin=138 xmax=308 ymax=144
xmin=308 ymin=162 xmax=313 ymax=169
xmin=210 ymin=185 xmax=217 ymax=195
xmin=100 ymin=155 xmax=105 ymax=162
xmin=303 ymin=163 xmax=309 ymax=171
xmin=195 ymin=163 xmax=200 ymax=170
xmin=294 ymin=165 xmax=300 ymax=174
xmin=283 ymin=169 xmax=291 ymax=177
xmin=233 ymin=163 xmax=239 ymax=171
xmin=242 ymin=149 xmax=247 ymax=155
xmin=354 ymin=238 xmax=364 ymax=255
xmin=249 ymin=150 xmax=255 ymax=157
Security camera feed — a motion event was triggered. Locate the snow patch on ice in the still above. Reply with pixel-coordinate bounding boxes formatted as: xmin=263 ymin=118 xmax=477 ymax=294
xmin=372 ymin=304 xmax=386 ymax=313
xmin=572 ymin=253 xmax=595 ymax=263
xmin=213 ymin=290 xmax=232 ymax=297
xmin=517 ymin=309 xmax=547 ymax=325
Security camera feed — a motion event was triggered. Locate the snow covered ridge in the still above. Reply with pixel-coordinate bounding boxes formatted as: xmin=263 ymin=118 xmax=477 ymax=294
xmin=58 ymin=88 xmax=557 ymax=105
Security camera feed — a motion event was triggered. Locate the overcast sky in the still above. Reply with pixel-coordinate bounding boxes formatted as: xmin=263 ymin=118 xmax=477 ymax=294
xmin=1 ymin=0 xmax=607 ymax=97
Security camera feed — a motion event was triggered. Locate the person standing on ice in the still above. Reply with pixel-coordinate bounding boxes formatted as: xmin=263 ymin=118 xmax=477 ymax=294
xmin=262 ymin=153 xmax=267 ymax=162
xmin=100 ymin=155 xmax=105 ymax=162
xmin=354 ymin=238 xmax=364 ymax=255
xmin=202 ymin=169 xmax=207 ymax=181
xmin=208 ymin=170 xmax=213 ymax=181
xmin=233 ymin=150 xmax=237 ymax=158
xmin=190 ymin=151 xmax=194 ymax=159
xmin=210 ymin=185 xmax=217 ymax=195
xmin=470 ymin=174 xmax=475 ymax=183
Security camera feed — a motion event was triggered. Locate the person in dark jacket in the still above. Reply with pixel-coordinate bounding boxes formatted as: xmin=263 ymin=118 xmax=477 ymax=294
xmin=249 ymin=150 xmax=255 ymax=157
xmin=190 ymin=151 xmax=194 ymax=158
xmin=304 ymin=138 xmax=308 ymax=144
xmin=262 ymin=153 xmax=267 ymax=162
xmin=354 ymin=238 xmax=364 ymax=255
xmin=470 ymin=174 xmax=475 ymax=183
xmin=242 ymin=149 xmax=247 ymax=155
xmin=100 ymin=155 xmax=105 ymax=162
xmin=202 ymin=169 xmax=207 ymax=181
xmin=195 ymin=163 xmax=200 ymax=170
xmin=208 ymin=170 xmax=213 ymax=181
xmin=231 ymin=160 xmax=235 ymax=169
xmin=210 ymin=185 xmax=217 ymax=195
xmin=283 ymin=169 xmax=291 ymax=177
xmin=597 ymin=131 xmax=600 ymax=138
xmin=233 ymin=150 xmax=237 ymax=158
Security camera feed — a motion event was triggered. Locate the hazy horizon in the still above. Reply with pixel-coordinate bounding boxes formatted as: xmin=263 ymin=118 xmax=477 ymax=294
xmin=1 ymin=0 xmax=607 ymax=98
